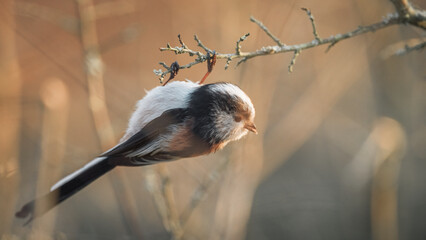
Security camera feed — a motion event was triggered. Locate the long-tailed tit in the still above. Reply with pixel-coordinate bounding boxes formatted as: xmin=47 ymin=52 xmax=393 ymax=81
xmin=16 ymin=80 xmax=256 ymax=223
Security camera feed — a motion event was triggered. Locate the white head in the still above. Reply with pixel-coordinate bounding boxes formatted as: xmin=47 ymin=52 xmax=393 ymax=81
xmin=188 ymin=82 xmax=256 ymax=145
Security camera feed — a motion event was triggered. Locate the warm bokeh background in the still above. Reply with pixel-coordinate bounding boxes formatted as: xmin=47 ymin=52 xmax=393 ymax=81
xmin=1 ymin=0 xmax=425 ymax=239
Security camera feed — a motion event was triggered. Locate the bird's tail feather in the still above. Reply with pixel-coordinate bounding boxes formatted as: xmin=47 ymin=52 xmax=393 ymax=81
xmin=15 ymin=157 xmax=115 ymax=224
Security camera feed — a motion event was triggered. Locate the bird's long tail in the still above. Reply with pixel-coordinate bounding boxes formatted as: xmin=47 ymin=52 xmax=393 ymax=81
xmin=15 ymin=157 xmax=115 ymax=224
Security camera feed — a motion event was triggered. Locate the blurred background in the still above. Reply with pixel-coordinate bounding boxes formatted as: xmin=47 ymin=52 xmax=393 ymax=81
xmin=1 ymin=0 xmax=425 ymax=239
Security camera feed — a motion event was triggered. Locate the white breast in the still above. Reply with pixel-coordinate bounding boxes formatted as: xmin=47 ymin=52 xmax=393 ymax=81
xmin=121 ymin=80 xmax=199 ymax=142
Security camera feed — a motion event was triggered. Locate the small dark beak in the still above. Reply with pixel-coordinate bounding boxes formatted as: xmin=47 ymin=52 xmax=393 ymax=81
xmin=244 ymin=122 xmax=257 ymax=134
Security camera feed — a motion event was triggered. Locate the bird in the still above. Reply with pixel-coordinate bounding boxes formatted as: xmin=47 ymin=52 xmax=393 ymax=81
xmin=15 ymin=80 xmax=256 ymax=224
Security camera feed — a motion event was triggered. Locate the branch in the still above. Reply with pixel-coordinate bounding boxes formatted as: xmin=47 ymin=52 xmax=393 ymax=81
xmin=236 ymin=33 xmax=250 ymax=55
xmin=389 ymin=0 xmax=426 ymax=29
xmin=77 ymin=0 xmax=144 ymax=238
xmin=154 ymin=1 xmax=426 ymax=80
xmin=250 ymin=16 xmax=284 ymax=46
xmin=15 ymin=2 xmax=79 ymax=33
xmin=179 ymin=157 xmax=231 ymax=236
xmin=288 ymin=50 xmax=301 ymax=73
xmin=301 ymin=8 xmax=321 ymax=42
xmin=394 ymin=40 xmax=426 ymax=55
xmin=380 ymin=37 xmax=425 ymax=58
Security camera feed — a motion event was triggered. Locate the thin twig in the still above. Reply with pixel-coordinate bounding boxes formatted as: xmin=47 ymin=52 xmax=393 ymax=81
xmin=194 ymin=34 xmax=213 ymax=53
xmin=178 ymin=34 xmax=187 ymax=49
xmin=157 ymin=165 xmax=183 ymax=240
xmin=145 ymin=166 xmax=184 ymax=240
xmin=395 ymin=40 xmax=426 ymax=55
xmin=325 ymin=40 xmax=339 ymax=53
xmin=250 ymin=16 xmax=284 ymax=46
xmin=380 ymin=38 xmax=425 ymax=58
xmin=288 ymin=50 xmax=301 ymax=73
xmin=236 ymin=33 xmax=250 ymax=55
xmin=224 ymin=57 xmax=232 ymax=70
xmin=145 ymin=169 xmax=172 ymax=231
xmin=301 ymin=8 xmax=321 ymax=42
xmin=162 ymin=61 xmax=180 ymax=86
xmin=180 ymin=157 xmax=231 ymax=230
xmin=154 ymin=59 xmax=204 ymax=82
xmin=236 ymin=56 xmax=249 ymax=67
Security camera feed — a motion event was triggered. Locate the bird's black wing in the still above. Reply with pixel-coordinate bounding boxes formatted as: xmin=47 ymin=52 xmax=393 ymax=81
xmin=102 ymin=108 xmax=189 ymax=166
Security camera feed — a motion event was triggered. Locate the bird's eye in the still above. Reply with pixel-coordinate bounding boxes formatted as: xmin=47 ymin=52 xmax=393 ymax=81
xmin=234 ymin=115 xmax=242 ymax=122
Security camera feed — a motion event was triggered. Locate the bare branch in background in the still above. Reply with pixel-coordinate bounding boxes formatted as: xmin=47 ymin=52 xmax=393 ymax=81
xmin=76 ymin=0 xmax=144 ymax=238
xmin=15 ymin=1 xmax=136 ymax=35
xmin=370 ymin=118 xmax=406 ymax=240
xmin=32 ymin=79 xmax=69 ymax=236
xmin=145 ymin=165 xmax=183 ymax=239
xmin=394 ymin=40 xmax=426 ymax=55
xmin=0 ymin=0 xmax=22 ymax=232
xmin=380 ymin=38 xmax=426 ymax=58
xmin=146 ymin=157 xmax=231 ymax=239
xmin=92 ymin=0 xmax=135 ymax=19
xmin=154 ymin=0 xmax=426 ymax=80
xmin=15 ymin=2 xmax=79 ymax=33
xmin=99 ymin=25 xmax=141 ymax=54
xmin=179 ymin=157 xmax=231 ymax=238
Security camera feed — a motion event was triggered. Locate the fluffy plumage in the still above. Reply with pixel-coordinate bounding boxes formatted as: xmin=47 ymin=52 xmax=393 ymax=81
xmin=16 ymin=80 xmax=256 ymax=223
